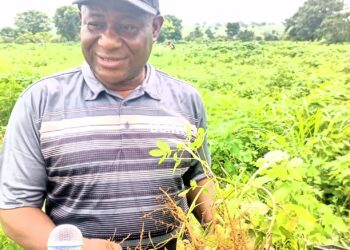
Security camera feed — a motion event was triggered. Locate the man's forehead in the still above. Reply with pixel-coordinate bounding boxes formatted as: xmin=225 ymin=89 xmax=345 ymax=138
xmin=74 ymin=0 xmax=159 ymax=16
xmin=81 ymin=2 xmax=146 ymax=17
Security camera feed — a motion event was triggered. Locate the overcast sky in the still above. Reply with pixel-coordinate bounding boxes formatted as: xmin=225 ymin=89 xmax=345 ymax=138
xmin=0 ymin=0 xmax=307 ymax=28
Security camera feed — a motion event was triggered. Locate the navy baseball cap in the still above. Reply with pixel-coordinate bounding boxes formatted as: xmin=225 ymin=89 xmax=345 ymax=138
xmin=73 ymin=0 xmax=160 ymax=15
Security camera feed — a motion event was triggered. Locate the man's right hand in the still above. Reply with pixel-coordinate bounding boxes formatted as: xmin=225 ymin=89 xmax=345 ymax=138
xmin=83 ymin=238 xmax=122 ymax=250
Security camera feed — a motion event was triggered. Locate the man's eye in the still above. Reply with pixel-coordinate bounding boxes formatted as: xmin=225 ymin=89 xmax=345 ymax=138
xmin=87 ymin=22 xmax=105 ymax=31
xmin=118 ymin=25 xmax=138 ymax=34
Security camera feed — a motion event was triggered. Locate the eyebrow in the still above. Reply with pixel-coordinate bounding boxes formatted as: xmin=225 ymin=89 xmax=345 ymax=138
xmin=87 ymin=12 xmax=105 ymax=18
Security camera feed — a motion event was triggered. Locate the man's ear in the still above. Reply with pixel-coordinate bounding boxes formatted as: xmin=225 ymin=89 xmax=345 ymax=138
xmin=152 ymin=16 xmax=164 ymax=42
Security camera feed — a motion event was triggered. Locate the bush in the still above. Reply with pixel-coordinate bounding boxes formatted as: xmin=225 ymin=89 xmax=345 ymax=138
xmin=14 ymin=32 xmax=33 ymax=44
xmin=237 ymin=30 xmax=255 ymax=42
xmin=33 ymin=32 xmax=53 ymax=43
xmin=264 ymin=32 xmax=280 ymax=41
xmin=0 ymin=74 xmax=39 ymax=127
xmin=14 ymin=32 xmax=52 ymax=44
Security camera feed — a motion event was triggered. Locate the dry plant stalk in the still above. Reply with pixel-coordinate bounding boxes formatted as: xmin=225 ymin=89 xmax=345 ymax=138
xmin=142 ymin=187 xmax=252 ymax=250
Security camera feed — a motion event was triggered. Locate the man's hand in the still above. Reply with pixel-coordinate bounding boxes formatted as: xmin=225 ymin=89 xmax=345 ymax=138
xmin=186 ymin=177 xmax=215 ymax=226
xmin=83 ymin=238 xmax=122 ymax=250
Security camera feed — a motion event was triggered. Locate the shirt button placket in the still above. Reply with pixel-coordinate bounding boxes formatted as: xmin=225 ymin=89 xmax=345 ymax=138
xmin=121 ymin=101 xmax=130 ymax=129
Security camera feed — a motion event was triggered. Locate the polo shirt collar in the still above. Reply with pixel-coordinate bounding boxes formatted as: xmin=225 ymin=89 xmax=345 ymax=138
xmin=142 ymin=64 xmax=161 ymax=100
xmin=82 ymin=62 xmax=106 ymax=101
xmin=82 ymin=62 xmax=161 ymax=101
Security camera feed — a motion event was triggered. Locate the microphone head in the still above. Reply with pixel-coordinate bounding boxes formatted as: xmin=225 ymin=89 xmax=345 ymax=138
xmin=47 ymin=224 xmax=83 ymax=250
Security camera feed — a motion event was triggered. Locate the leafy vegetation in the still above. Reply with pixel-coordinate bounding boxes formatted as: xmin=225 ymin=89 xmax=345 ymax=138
xmin=0 ymin=41 xmax=349 ymax=248
xmin=0 ymin=227 xmax=21 ymax=250
xmin=53 ymin=6 xmax=80 ymax=42
xmin=285 ymin=0 xmax=349 ymax=42
xmin=14 ymin=10 xmax=51 ymax=35
xmin=319 ymin=12 xmax=350 ymax=44
xmin=158 ymin=15 xmax=183 ymax=42
xmin=226 ymin=22 xmax=241 ymax=39
xmin=150 ymin=41 xmax=350 ymax=247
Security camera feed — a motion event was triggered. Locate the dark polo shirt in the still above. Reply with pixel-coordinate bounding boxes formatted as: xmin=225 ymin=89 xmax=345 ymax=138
xmin=0 ymin=62 xmax=211 ymax=248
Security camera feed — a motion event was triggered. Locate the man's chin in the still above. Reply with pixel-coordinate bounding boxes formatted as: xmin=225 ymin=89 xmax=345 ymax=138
xmin=93 ymin=66 xmax=124 ymax=81
xmin=96 ymin=74 xmax=126 ymax=86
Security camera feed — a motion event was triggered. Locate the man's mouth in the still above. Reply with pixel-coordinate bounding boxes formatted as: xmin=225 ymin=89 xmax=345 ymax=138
xmin=96 ymin=54 xmax=126 ymax=68
xmin=100 ymin=56 xmax=118 ymax=61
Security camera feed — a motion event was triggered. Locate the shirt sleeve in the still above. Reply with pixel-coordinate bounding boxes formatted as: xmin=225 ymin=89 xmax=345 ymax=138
xmin=0 ymin=95 xmax=47 ymax=209
xmin=182 ymin=97 xmax=212 ymax=187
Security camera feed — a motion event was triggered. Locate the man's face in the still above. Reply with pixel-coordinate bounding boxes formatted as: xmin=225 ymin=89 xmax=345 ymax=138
xmin=80 ymin=1 xmax=163 ymax=90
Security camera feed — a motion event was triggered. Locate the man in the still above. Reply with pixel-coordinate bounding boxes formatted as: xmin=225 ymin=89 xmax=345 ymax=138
xmin=0 ymin=0 xmax=213 ymax=249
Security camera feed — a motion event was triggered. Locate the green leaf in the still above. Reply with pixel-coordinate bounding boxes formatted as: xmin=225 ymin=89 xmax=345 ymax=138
xmin=176 ymin=143 xmax=184 ymax=150
xmin=229 ymin=141 xmax=241 ymax=156
xmin=285 ymin=204 xmax=316 ymax=229
xmin=173 ymin=159 xmax=181 ymax=172
xmin=287 ymin=167 xmax=302 ymax=181
xmin=252 ymin=176 xmax=273 ymax=188
xmin=149 ymin=149 xmax=164 ymax=157
xmin=192 ymin=127 xmax=205 ymax=149
xmin=157 ymin=141 xmax=171 ymax=152
xmin=255 ymin=158 xmax=267 ymax=168
xmin=254 ymin=233 xmax=264 ymax=249
xmin=279 ymin=226 xmax=295 ymax=238
xmin=173 ymin=153 xmax=182 ymax=172
xmin=173 ymin=152 xmax=178 ymax=161
xmin=159 ymin=154 xmax=167 ymax=165
xmin=288 ymin=157 xmax=303 ymax=168
xmin=267 ymin=165 xmax=288 ymax=180
xmin=332 ymin=217 xmax=348 ymax=233
xmin=166 ymin=150 xmax=173 ymax=158
xmin=273 ymin=185 xmax=290 ymax=203
xmin=202 ymin=188 xmax=209 ymax=195
xmin=322 ymin=212 xmax=348 ymax=233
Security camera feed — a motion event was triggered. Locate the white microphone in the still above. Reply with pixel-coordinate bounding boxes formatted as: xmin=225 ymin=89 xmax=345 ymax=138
xmin=47 ymin=224 xmax=83 ymax=250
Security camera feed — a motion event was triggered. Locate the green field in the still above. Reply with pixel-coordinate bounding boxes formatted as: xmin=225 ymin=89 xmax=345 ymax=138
xmin=0 ymin=41 xmax=349 ymax=249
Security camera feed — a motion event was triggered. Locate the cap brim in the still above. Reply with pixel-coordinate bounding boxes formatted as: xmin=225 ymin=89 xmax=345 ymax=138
xmin=73 ymin=0 xmax=158 ymax=15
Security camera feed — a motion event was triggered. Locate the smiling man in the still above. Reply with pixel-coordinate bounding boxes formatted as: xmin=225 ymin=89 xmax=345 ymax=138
xmin=0 ymin=0 xmax=213 ymax=249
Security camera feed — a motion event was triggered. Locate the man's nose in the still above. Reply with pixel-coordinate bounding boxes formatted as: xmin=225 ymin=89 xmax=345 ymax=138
xmin=98 ymin=28 xmax=123 ymax=49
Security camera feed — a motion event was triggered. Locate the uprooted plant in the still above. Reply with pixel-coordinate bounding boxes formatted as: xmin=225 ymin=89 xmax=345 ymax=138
xmin=149 ymin=127 xmax=349 ymax=249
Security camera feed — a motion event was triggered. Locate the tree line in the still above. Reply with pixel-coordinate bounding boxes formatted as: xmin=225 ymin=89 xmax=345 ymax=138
xmin=1 ymin=0 xmax=350 ymax=44
xmin=0 ymin=6 xmax=80 ymax=43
